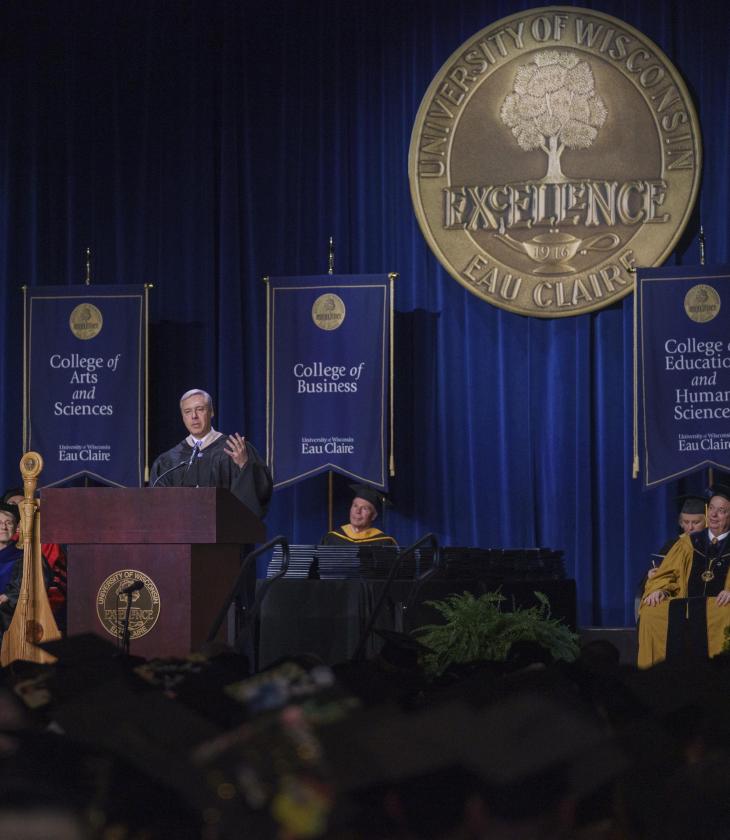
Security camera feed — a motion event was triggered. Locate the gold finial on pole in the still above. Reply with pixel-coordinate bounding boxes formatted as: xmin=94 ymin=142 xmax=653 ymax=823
xmin=85 ymin=247 xmax=92 ymax=285
xmin=19 ymin=451 xmax=43 ymax=548
xmin=699 ymin=225 xmax=706 ymax=266
xmin=328 ymin=237 xmax=335 ymax=275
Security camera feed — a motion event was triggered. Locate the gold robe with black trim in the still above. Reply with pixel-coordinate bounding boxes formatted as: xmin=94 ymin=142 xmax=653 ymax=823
xmin=320 ymin=524 xmax=397 ymax=546
xmin=638 ymin=531 xmax=730 ymax=668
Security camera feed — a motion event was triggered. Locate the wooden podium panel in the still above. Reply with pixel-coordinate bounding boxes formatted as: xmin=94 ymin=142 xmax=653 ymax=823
xmin=65 ymin=544 xmax=241 ymax=657
xmin=41 ymin=486 xmax=265 ymax=545
xmin=41 ymin=488 xmax=265 ymax=658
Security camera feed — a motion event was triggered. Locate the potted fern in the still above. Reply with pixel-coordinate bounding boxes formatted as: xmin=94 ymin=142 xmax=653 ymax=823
xmin=413 ymin=590 xmax=580 ymax=678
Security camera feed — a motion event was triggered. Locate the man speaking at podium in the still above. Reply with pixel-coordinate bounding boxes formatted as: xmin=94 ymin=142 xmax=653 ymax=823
xmin=150 ymin=389 xmax=272 ymax=520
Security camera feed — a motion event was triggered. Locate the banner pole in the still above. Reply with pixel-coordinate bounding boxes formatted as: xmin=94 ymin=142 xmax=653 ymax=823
xmin=698 ymin=223 xmax=707 ymax=504
xmin=327 ymin=238 xmax=335 ymax=529
xmin=264 ymin=276 xmax=271 ymax=467
xmin=144 ymin=284 xmax=151 ymax=483
xmin=388 ymin=273 xmax=397 ymax=477
xmin=632 ymin=268 xmax=639 ymax=479
xmin=22 ymin=286 xmax=28 ymax=452
xmin=699 ymin=222 xmax=706 ymax=521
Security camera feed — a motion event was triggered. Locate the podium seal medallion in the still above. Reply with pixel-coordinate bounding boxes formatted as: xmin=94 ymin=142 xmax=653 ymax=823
xmin=409 ymin=6 xmax=701 ymax=317
xmin=96 ymin=569 xmax=161 ymax=640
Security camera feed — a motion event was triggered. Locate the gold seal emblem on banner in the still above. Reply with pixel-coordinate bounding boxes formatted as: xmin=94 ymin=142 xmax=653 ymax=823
xmin=312 ymin=293 xmax=346 ymax=330
xmin=684 ymin=284 xmax=720 ymax=323
xmin=409 ymin=7 xmax=701 ymax=317
xmin=69 ymin=303 xmax=103 ymax=339
xmin=96 ymin=570 xmax=161 ymax=640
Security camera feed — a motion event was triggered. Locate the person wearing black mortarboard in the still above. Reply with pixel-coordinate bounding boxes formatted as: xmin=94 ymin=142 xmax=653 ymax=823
xmin=639 ymin=485 xmax=730 ymax=668
xmin=320 ymin=484 xmax=397 ymax=546
xmin=149 ymin=388 xmax=272 ymax=519
xmin=634 ymin=495 xmax=707 ymax=620
xmin=646 ymin=495 xmax=707 ymax=581
xmin=655 ymin=495 xmax=707 ymax=560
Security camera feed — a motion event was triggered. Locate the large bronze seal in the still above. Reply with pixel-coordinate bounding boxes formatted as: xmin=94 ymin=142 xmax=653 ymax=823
xmin=409 ymin=7 xmax=701 ymax=317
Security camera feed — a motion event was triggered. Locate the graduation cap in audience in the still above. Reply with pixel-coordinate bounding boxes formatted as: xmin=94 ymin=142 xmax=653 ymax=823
xmin=470 ymin=694 xmax=625 ymax=805
xmin=677 ymin=495 xmax=707 ymax=515
xmin=320 ymin=694 xmax=624 ymax=809
xmin=37 ymin=632 xmax=119 ymax=665
xmin=708 ymin=484 xmax=730 ymax=504
xmin=0 ymin=501 xmax=19 ymax=520
xmin=348 ymin=484 xmax=392 ymax=510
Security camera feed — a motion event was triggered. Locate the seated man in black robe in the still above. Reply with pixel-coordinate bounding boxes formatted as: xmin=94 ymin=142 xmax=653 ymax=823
xmin=321 ymin=484 xmax=397 ymax=546
xmin=150 ymin=388 xmax=272 ymax=519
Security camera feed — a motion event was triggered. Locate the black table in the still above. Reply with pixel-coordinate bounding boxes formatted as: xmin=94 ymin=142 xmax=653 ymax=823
xmin=258 ymin=578 xmax=576 ymax=669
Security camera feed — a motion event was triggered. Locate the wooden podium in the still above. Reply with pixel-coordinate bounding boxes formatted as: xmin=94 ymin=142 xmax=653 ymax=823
xmin=41 ymin=487 xmax=266 ymax=657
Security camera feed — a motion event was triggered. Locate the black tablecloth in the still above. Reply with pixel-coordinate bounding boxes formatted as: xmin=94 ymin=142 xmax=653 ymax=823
xmin=258 ymin=578 xmax=576 ymax=669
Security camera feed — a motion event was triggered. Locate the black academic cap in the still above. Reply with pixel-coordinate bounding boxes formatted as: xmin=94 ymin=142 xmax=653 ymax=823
xmin=321 ymin=695 xmax=624 ymax=803
xmin=348 ymin=483 xmax=391 ymax=509
xmin=0 ymin=501 xmax=19 ymax=520
xmin=709 ymin=484 xmax=730 ymax=504
xmin=467 ymin=694 xmax=625 ymax=800
xmin=36 ymin=632 xmax=119 ymax=665
xmin=677 ymin=495 xmax=706 ymax=515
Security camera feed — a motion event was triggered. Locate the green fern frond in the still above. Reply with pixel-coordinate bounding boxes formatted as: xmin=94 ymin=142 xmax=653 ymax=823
xmin=413 ymin=590 xmax=579 ymax=678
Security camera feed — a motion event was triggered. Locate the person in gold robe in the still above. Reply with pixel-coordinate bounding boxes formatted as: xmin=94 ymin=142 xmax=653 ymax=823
xmin=638 ymin=486 xmax=730 ymax=668
xmin=320 ymin=484 xmax=397 ymax=546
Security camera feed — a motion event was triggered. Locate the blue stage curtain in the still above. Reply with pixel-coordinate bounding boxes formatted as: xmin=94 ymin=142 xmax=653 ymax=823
xmin=0 ymin=0 xmax=727 ymax=625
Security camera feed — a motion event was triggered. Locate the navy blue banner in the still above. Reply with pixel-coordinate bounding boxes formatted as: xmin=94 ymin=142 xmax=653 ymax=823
xmin=266 ymin=275 xmax=392 ymax=489
xmin=24 ymin=285 xmax=148 ymax=487
xmin=637 ymin=266 xmax=730 ymax=488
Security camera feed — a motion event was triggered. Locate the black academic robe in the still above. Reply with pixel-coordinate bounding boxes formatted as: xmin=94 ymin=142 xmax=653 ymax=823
xmin=150 ymin=435 xmax=272 ymax=519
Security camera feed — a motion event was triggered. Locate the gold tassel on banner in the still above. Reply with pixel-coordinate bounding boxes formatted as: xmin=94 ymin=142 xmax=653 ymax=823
xmin=0 ymin=452 xmax=61 ymax=666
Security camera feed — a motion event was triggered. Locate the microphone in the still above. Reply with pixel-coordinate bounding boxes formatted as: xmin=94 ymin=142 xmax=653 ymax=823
xmin=150 ymin=442 xmax=202 ymax=487
xmin=151 ymin=460 xmax=187 ymax=487
xmin=120 ymin=579 xmax=144 ymax=595
xmin=182 ymin=441 xmax=201 ymax=479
